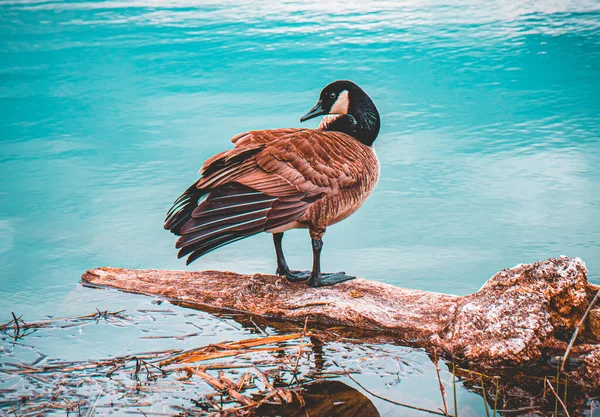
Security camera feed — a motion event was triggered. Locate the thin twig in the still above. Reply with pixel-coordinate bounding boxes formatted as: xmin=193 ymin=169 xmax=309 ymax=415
xmin=87 ymin=387 xmax=103 ymax=417
xmin=452 ymin=362 xmax=458 ymax=417
xmin=334 ymin=361 xmax=454 ymax=417
xmin=494 ymin=406 xmax=539 ymax=413
xmin=480 ymin=375 xmax=490 ymax=417
xmin=293 ymin=318 xmax=308 ymax=376
xmin=546 ymin=379 xmax=570 ymax=417
xmin=250 ymin=366 xmax=273 ymax=391
xmin=561 ymin=289 xmax=600 ymax=372
xmin=11 ymin=312 xmax=20 ymax=340
xmin=492 ymin=376 xmax=499 ymax=417
xmin=188 ymin=368 xmax=227 ymax=391
xmin=555 ymin=366 xmax=560 ymax=417
xmin=433 ymin=354 xmax=449 ymax=417
xmin=227 ymin=388 xmax=255 ymax=407
xmin=250 ymin=319 xmax=268 ymax=336
xmin=1 ymin=310 xmax=128 ymax=334
xmin=563 ymin=374 xmax=568 ymax=413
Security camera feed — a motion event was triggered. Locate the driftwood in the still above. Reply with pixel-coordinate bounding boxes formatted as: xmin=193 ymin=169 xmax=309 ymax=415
xmin=82 ymin=256 xmax=600 ymax=386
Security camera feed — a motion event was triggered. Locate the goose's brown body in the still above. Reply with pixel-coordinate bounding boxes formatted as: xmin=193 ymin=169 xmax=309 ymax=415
xmin=169 ymin=128 xmax=379 ymax=263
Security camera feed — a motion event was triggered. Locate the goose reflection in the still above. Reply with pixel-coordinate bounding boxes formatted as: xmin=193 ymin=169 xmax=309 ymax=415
xmin=254 ymin=380 xmax=380 ymax=417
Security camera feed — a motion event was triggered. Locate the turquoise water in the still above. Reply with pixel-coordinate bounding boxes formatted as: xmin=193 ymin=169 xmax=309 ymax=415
xmin=1 ymin=0 xmax=600 ymax=415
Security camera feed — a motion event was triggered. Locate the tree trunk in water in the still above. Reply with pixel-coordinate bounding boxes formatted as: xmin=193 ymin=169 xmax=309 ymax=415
xmin=82 ymin=256 xmax=600 ymax=387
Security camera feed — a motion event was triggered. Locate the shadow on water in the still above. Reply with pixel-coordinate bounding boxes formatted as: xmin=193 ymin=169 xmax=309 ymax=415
xmin=254 ymin=380 xmax=381 ymax=417
xmin=1 ymin=298 xmax=599 ymax=416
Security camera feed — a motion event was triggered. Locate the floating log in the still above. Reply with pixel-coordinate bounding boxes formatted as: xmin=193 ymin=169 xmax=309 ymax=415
xmin=82 ymin=256 xmax=600 ymax=387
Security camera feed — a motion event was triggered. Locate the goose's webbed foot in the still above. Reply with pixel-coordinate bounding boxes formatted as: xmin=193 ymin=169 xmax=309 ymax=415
xmin=307 ymin=272 xmax=355 ymax=287
xmin=277 ymin=267 xmax=310 ymax=282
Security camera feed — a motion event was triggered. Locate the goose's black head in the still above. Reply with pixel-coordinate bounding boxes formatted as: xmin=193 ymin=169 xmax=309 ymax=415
xmin=300 ymin=80 xmax=380 ymax=146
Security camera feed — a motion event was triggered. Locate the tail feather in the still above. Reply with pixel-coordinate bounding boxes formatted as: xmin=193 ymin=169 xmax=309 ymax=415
xmin=192 ymin=196 xmax=276 ymax=218
xmin=177 ymin=217 xmax=266 ymax=249
xmin=178 ymin=233 xmax=234 ymax=259
xmin=184 ymin=234 xmax=252 ymax=265
xmin=167 ymin=182 xmax=311 ymax=265
xmin=181 ymin=208 xmax=270 ymax=235
xmin=164 ymin=180 xmax=207 ymax=236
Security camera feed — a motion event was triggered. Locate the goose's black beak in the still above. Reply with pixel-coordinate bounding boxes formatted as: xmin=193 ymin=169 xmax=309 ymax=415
xmin=300 ymin=100 xmax=326 ymax=122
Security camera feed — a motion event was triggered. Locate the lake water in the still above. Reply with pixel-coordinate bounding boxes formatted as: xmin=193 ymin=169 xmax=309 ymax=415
xmin=1 ymin=0 xmax=599 ymax=415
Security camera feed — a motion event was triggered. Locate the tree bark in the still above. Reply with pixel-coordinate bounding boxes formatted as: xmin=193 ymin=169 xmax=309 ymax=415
xmin=82 ymin=256 xmax=600 ymax=386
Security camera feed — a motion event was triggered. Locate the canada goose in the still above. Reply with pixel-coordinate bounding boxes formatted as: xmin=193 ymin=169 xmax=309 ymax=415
xmin=164 ymin=80 xmax=380 ymax=287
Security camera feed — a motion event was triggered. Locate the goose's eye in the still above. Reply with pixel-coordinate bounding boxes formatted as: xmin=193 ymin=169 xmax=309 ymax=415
xmin=329 ymin=92 xmax=337 ymax=99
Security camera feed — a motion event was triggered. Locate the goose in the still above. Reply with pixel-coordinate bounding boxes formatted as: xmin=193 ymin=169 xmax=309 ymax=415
xmin=164 ymin=80 xmax=380 ymax=287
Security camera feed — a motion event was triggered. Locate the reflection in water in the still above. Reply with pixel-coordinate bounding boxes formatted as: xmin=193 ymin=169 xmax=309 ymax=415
xmin=231 ymin=308 xmax=600 ymax=417
xmin=454 ymin=363 xmax=595 ymax=417
xmin=255 ymin=380 xmax=381 ymax=417
xmin=0 ymin=300 xmax=599 ymax=415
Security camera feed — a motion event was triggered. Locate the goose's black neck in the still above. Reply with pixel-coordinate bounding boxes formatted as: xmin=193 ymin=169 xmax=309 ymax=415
xmin=322 ymin=89 xmax=380 ymax=147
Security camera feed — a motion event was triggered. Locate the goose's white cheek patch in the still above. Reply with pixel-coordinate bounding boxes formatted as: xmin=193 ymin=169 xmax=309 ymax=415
xmin=330 ymin=90 xmax=349 ymax=114
xmin=318 ymin=114 xmax=342 ymax=130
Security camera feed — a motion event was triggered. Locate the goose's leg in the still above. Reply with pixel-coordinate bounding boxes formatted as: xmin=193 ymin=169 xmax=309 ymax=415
xmin=273 ymin=233 xmax=309 ymax=282
xmin=307 ymin=237 xmax=355 ymax=287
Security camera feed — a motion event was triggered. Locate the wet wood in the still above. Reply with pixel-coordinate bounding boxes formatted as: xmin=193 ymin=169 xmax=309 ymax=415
xmin=82 ymin=267 xmax=457 ymax=341
xmin=82 ymin=257 xmax=600 ymax=384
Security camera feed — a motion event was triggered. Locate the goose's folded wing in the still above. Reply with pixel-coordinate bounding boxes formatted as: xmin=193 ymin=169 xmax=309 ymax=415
xmin=199 ymin=128 xmax=374 ymax=197
xmin=253 ymin=129 xmax=371 ymax=193
xmin=167 ymin=128 xmax=376 ymax=264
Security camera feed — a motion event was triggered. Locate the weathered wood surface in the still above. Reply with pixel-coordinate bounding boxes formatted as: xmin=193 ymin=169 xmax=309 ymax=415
xmin=82 ymin=256 xmax=600 ymax=386
xmin=82 ymin=267 xmax=458 ymax=340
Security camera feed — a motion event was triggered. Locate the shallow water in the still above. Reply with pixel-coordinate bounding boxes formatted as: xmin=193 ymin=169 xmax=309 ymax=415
xmin=1 ymin=0 xmax=600 ymax=415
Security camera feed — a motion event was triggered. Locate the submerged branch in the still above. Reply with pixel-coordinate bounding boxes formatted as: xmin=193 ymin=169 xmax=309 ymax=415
xmin=0 ymin=309 xmax=129 ymax=340
xmin=561 ymin=288 xmax=600 ymax=372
